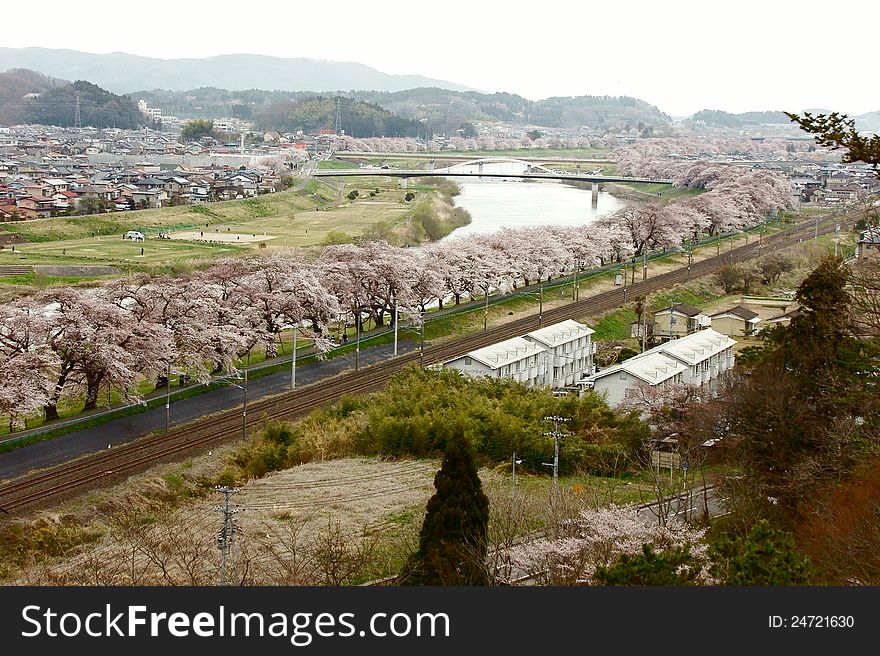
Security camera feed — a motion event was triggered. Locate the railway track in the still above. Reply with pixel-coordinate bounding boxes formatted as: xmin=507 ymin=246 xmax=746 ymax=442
xmin=0 ymin=217 xmax=839 ymax=516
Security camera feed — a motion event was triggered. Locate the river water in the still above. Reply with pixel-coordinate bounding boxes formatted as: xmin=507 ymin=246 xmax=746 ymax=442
xmin=442 ymin=180 xmax=624 ymax=241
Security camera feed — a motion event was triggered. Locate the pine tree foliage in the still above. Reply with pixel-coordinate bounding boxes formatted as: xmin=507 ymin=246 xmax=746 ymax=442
xmin=402 ymin=430 xmax=490 ymax=585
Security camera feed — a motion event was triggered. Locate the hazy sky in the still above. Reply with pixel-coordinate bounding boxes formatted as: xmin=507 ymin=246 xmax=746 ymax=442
xmin=3 ymin=0 xmax=876 ymax=116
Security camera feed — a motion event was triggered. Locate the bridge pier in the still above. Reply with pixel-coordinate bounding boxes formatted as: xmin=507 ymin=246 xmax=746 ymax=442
xmin=399 ymin=177 xmax=408 ymax=189
xmin=591 ymin=181 xmax=599 ymax=208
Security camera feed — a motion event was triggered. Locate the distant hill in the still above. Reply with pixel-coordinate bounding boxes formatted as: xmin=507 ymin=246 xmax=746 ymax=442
xmin=0 ymin=68 xmax=65 ymax=123
xmin=136 ymin=86 xmax=671 ymax=134
xmin=691 ymin=108 xmax=880 ymax=134
xmin=0 ymin=48 xmax=477 ymax=95
xmin=690 ymin=109 xmax=791 ymax=128
xmin=349 ymin=88 xmax=670 ymax=133
xmin=0 ymin=70 xmax=148 ymax=128
xmin=262 ymin=96 xmax=425 ymax=137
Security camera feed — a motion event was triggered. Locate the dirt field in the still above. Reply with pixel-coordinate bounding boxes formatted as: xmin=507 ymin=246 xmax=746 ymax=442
xmin=170 ymin=230 xmax=278 ymax=244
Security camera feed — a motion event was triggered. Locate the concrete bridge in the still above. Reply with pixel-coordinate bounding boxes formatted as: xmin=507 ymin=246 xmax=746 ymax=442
xmin=312 ymin=157 xmax=673 ymax=205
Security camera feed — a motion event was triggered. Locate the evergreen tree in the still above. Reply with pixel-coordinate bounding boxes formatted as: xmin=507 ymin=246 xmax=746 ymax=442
xmin=594 ymin=544 xmax=701 ymax=586
xmin=709 ymin=520 xmax=812 ymax=585
xmin=401 ymin=430 xmax=490 ymax=585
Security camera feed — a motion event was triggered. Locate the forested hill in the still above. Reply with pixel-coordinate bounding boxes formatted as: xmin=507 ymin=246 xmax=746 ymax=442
xmin=0 ymin=68 xmax=64 ymax=124
xmin=349 ymin=88 xmax=671 ymax=133
xmin=134 ymin=86 xmax=672 ymax=135
xmin=259 ymin=96 xmax=424 ymax=138
xmin=690 ymin=109 xmax=791 ymax=128
xmin=0 ymin=71 xmax=148 ymax=128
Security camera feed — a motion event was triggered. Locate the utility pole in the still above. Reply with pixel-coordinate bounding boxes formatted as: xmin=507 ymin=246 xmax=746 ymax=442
xmin=642 ymin=251 xmax=648 ymax=281
xmin=215 ymin=486 xmax=240 ymax=586
xmin=622 ymin=261 xmax=628 ymax=304
xmin=165 ymin=361 xmax=172 ymax=432
xmin=538 ymin=282 xmax=544 ymax=326
xmin=483 ymin=285 xmax=489 ymax=331
xmin=290 ymin=325 xmax=297 ymax=391
xmin=573 ymin=260 xmax=579 ymax=301
xmin=355 ymin=308 xmax=361 ymax=371
xmin=242 ymin=364 xmax=248 ymax=441
xmin=686 ymin=239 xmax=693 ymax=282
xmin=511 ymin=451 xmax=522 ymax=496
xmin=393 ymin=300 xmax=398 ymax=356
xmin=542 ymin=415 xmax=570 ymax=495
xmin=419 ymin=311 xmax=425 ymax=367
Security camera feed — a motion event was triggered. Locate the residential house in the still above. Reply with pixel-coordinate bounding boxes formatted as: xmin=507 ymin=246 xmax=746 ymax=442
xmin=708 ymin=305 xmax=762 ymax=337
xmin=523 ymin=319 xmax=596 ymax=388
xmin=16 ymin=195 xmax=55 ymax=218
xmin=443 ymin=337 xmax=547 ymax=388
xmin=856 ymin=229 xmax=880 ymax=259
xmin=652 ymin=303 xmax=710 ymax=340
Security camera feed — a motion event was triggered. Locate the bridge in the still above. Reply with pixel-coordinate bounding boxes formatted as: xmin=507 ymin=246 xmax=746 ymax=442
xmin=312 ymin=156 xmax=672 ymax=204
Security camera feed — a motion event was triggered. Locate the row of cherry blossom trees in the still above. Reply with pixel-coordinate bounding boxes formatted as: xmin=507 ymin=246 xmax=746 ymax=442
xmin=0 ymin=150 xmax=794 ymax=427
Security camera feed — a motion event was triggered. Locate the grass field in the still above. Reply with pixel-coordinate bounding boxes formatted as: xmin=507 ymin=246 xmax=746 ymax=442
xmin=0 ymin=176 xmax=424 ymax=268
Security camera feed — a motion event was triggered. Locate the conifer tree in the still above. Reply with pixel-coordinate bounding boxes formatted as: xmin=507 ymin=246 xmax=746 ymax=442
xmin=402 ymin=430 xmax=490 ymax=585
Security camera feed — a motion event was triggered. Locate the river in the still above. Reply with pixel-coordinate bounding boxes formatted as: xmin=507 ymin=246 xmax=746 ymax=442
xmin=442 ymin=180 xmax=624 ymax=241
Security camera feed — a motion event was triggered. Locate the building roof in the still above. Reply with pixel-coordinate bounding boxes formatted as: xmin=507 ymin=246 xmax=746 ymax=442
xmin=710 ymin=305 xmax=761 ymax=321
xmin=589 ymin=352 xmax=687 ymax=386
xmin=655 ymin=303 xmax=703 ymax=318
xmin=463 ymin=336 xmax=542 ymax=370
xmin=524 ymin=319 xmax=594 ymax=348
xmin=638 ymin=328 xmax=736 ymax=366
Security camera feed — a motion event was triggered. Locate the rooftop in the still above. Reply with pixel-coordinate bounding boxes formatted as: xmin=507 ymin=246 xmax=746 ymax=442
xmin=464 ymin=337 xmax=543 ymax=369
xmin=710 ymin=305 xmax=761 ymax=321
xmin=588 ymin=352 xmax=687 ymax=385
xmin=524 ymin=319 xmax=594 ymax=347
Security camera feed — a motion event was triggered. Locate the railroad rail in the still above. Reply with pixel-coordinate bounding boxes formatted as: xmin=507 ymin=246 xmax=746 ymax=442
xmin=0 ymin=217 xmax=839 ymax=516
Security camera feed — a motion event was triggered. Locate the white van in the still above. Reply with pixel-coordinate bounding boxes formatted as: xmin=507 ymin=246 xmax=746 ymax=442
xmin=124 ymin=231 xmax=145 ymax=241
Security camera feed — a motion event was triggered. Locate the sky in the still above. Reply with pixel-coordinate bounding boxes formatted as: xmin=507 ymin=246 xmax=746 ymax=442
xmin=2 ymin=0 xmax=877 ymax=117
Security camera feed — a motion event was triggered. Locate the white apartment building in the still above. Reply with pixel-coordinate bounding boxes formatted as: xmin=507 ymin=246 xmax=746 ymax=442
xmin=585 ymin=352 xmax=688 ymax=406
xmin=523 ymin=319 xmax=596 ymax=388
xmin=582 ymin=328 xmax=736 ymax=406
xmin=444 ymin=336 xmax=547 ymax=387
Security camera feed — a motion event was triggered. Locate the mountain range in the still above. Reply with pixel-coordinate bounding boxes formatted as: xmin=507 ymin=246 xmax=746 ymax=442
xmin=0 ymin=48 xmax=476 ymax=95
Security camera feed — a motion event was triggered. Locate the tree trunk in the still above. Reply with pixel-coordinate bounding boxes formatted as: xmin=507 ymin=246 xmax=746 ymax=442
xmin=83 ymin=376 xmax=102 ymax=411
xmin=44 ymin=402 xmax=59 ymax=422
xmin=155 ymin=374 xmax=168 ymax=391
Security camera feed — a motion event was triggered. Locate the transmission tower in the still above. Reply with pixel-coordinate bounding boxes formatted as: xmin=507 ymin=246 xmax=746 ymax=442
xmin=215 ymin=485 xmax=240 ymax=585
xmin=74 ymin=94 xmax=82 ymax=130
xmin=334 ymin=97 xmax=342 ymax=136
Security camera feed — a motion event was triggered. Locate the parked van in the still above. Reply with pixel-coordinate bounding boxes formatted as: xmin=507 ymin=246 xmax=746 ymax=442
xmin=124 ymin=230 xmax=145 ymax=241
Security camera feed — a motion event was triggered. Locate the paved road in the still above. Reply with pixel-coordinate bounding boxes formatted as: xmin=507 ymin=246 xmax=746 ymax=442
xmin=0 ymin=340 xmax=420 ymax=481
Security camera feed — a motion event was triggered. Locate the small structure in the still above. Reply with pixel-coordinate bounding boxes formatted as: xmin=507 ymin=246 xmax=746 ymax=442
xmin=709 ymin=305 xmax=762 ymax=337
xmin=652 ymin=303 xmax=710 ymax=340
xmin=856 ymin=229 xmax=880 ymax=259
